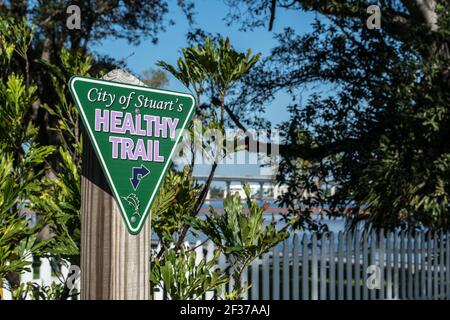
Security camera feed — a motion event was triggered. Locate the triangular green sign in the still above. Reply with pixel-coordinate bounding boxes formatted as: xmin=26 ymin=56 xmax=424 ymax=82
xmin=69 ymin=76 xmax=195 ymax=235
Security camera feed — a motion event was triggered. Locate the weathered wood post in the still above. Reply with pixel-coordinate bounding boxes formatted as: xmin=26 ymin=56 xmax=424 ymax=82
xmin=80 ymin=70 xmax=150 ymax=300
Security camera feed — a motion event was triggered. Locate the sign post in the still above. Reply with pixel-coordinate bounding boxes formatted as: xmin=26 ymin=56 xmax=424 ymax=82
xmin=71 ymin=69 xmax=195 ymax=299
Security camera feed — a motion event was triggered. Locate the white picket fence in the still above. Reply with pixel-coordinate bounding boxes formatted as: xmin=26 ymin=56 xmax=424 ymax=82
xmin=153 ymin=229 xmax=450 ymax=300
xmin=1 ymin=254 xmax=80 ymax=300
xmin=3 ymin=230 xmax=450 ymax=300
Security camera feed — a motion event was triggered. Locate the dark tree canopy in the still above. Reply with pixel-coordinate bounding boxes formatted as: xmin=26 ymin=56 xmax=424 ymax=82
xmin=1 ymin=1 xmax=195 ymax=52
xmin=223 ymin=0 xmax=450 ymax=230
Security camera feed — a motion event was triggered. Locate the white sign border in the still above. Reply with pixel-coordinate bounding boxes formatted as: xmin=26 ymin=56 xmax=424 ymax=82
xmin=70 ymin=76 xmax=196 ymax=235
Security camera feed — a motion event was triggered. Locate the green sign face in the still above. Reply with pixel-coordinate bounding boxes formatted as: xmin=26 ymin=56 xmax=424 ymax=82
xmin=69 ymin=76 xmax=195 ymax=235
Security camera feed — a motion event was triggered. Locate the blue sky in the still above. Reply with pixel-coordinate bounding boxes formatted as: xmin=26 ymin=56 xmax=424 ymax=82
xmin=90 ymin=0 xmax=316 ymax=127
xmin=90 ymin=1 xmax=317 ymax=178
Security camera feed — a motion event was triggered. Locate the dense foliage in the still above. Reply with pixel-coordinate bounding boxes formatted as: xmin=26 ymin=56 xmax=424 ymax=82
xmin=223 ymin=0 xmax=450 ymax=230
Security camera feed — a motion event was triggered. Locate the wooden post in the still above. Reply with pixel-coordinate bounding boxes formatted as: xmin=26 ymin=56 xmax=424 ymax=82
xmin=80 ymin=70 xmax=150 ymax=300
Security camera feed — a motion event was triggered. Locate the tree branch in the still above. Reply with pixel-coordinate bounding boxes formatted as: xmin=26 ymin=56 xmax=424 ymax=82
xmin=402 ymin=0 xmax=438 ymax=31
xmin=223 ymin=102 xmax=380 ymax=161
xmin=269 ymin=0 xmax=277 ymax=31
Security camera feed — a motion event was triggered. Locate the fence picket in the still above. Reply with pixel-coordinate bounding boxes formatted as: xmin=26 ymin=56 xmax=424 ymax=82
xmin=393 ymin=231 xmax=399 ymax=299
xmin=386 ymin=231 xmax=393 ymax=300
xmin=346 ymin=231 xmax=353 ymax=300
xmin=370 ymin=230 xmax=377 ymax=300
xmin=329 ymin=232 xmax=336 ymax=300
xmin=420 ymin=232 xmax=426 ymax=300
xmin=433 ymin=231 xmax=439 ymax=300
xmin=379 ymin=229 xmax=385 ymax=300
xmin=362 ymin=231 xmax=369 ymax=300
xmin=262 ymin=251 xmax=270 ymax=300
xmin=427 ymin=231 xmax=432 ymax=300
xmin=273 ymin=244 xmax=280 ymax=300
xmin=407 ymin=232 xmax=414 ymax=299
xmin=400 ymin=231 xmax=406 ymax=299
xmin=414 ymin=233 xmax=420 ymax=300
xmin=338 ymin=231 xmax=344 ymax=300
xmin=283 ymin=239 xmax=290 ymax=300
xmin=251 ymin=256 xmax=259 ymax=300
xmin=20 ymin=253 xmax=33 ymax=284
xmin=354 ymin=230 xmax=361 ymax=300
xmin=2 ymin=283 xmax=12 ymax=300
xmin=320 ymin=233 xmax=327 ymax=300
xmin=292 ymin=233 xmax=299 ymax=300
xmin=40 ymin=258 xmax=52 ymax=287
xmin=302 ymin=233 xmax=309 ymax=300
xmin=311 ymin=233 xmax=318 ymax=300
